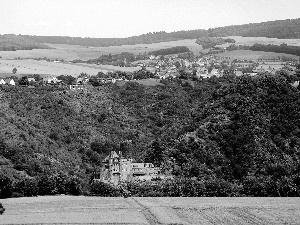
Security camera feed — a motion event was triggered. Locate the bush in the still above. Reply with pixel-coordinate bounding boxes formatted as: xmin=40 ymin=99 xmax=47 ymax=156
xmin=13 ymin=178 xmax=38 ymax=197
xmin=0 ymin=174 xmax=12 ymax=199
xmin=49 ymin=132 xmax=59 ymax=141
xmin=65 ymin=176 xmax=82 ymax=195
xmin=0 ymin=203 xmax=5 ymax=215
xmin=37 ymin=174 xmax=57 ymax=195
xmin=90 ymin=181 xmax=120 ymax=197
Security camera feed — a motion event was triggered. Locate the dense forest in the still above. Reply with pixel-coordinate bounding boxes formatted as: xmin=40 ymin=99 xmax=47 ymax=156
xmin=86 ymin=52 xmax=136 ymax=66
xmin=148 ymin=46 xmax=190 ymax=56
xmin=207 ymin=18 xmax=300 ymax=39
xmin=1 ymin=73 xmax=300 ymax=198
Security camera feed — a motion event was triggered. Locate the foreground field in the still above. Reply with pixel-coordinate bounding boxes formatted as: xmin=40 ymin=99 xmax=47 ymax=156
xmin=1 ymin=196 xmax=300 ymax=225
xmin=0 ymin=59 xmax=142 ymax=76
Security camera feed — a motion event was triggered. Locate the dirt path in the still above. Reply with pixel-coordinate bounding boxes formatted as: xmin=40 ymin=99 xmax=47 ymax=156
xmin=1 ymin=196 xmax=300 ymax=224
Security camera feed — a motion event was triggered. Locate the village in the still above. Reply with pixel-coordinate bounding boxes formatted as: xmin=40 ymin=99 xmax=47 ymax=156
xmin=1 ymin=47 xmax=300 ymax=89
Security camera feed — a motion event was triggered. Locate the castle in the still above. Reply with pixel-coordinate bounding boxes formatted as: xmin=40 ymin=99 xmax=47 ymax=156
xmin=95 ymin=151 xmax=161 ymax=185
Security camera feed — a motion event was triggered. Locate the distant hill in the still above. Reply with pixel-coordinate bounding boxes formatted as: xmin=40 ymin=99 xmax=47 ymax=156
xmin=0 ymin=34 xmax=50 ymax=51
xmin=207 ymin=18 xmax=300 ymax=39
xmin=2 ymin=18 xmax=300 ymax=50
xmin=17 ymin=18 xmax=300 ymax=47
xmin=22 ymin=30 xmax=207 ymax=47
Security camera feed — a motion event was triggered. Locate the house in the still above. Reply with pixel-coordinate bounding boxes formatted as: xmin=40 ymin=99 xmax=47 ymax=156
xmin=0 ymin=79 xmax=5 ymax=85
xmin=196 ymin=68 xmax=209 ymax=79
xmin=291 ymin=81 xmax=299 ymax=88
xmin=28 ymin=78 xmax=36 ymax=83
xmin=155 ymin=70 xmax=168 ymax=79
xmin=235 ymin=71 xmax=244 ymax=76
xmin=69 ymin=85 xmax=84 ymax=90
xmin=43 ymin=76 xmax=61 ymax=84
xmin=149 ymin=55 xmax=155 ymax=60
xmin=165 ymin=70 xmax=180 ymax=79
xmin=76 ymin=77 xmax=89 ymax=85
xmin=210 ymin=69 xmax=220 ymax=77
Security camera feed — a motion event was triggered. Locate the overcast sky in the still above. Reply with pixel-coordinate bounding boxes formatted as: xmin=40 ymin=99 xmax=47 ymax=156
xmin=1 ymin=0 xmax=300 ymax=38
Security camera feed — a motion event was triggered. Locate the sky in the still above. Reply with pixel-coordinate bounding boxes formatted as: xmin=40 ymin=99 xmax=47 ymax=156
xmin=1 ymin=0 xmax=300 ymax=38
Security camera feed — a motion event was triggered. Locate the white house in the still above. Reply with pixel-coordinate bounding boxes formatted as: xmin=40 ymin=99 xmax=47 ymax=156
xmin=28 ymin=78 xmax=36 ymax=83
xmin=210 ymin=69 xmax=220 ymax=77
xmin=0 ymin=79 xmax=5 ymax=85
xmin=43 ymin=76 xmax=60 ymax=84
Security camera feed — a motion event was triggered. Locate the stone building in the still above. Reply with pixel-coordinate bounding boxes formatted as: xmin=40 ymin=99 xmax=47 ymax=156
xmin=98 ymin=151 xmax=161 ymax=185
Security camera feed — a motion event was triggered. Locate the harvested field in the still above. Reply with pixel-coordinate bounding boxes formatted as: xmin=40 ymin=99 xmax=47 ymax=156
xmin=1 ymin=196 xmax=300 ymax=225
xmin=0 ymin=39 xmax=202 ymax=61
xmin=216 ymin=50 xmax=300 ymax=60
xmin=226 ymin=36 xmax=300 ymax=47
xmin=0 ymin=59 xmax=141 ymax=77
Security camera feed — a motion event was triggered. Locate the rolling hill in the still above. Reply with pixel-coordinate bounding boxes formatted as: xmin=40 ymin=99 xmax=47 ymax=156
xmin=15 ymin=18 xmax=300 ymax=48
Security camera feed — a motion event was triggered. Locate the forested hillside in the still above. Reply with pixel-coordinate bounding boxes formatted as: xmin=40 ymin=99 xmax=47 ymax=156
xmin=1 ymin=74 xmax=300 ymax=197
xmin=15 ymin=18 xmax=300 ymax=48
xmin=208 ymin=18 xmax=300 ymax=38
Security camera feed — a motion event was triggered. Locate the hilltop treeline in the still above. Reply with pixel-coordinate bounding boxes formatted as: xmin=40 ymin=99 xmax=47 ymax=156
xmin=9 ymin=18 xmax=299 ymax=49
xmin=148 ymin=46 xmax=190 ymax=56
xmin=1 ymin=18 xmax=300 ymax=51
xmin=1 ymin=73 xmax=300 ymax=197
xmin=22 ymin=30 xmax=207 ymax=47
xmin=0 ymin=34 xmax=50 ymax=51
xmin=207 ymin=18 xmax=300 ymax=39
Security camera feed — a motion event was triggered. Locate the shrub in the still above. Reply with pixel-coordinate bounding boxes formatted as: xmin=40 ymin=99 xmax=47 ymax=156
xmin=37 ymin=174 xmax=57 ymax=195
xmin=0 ymin=174 xmax=12 ymax=199
xmin=66 ymin=176 xmax=82 ymax=195
xmin=13 ymin=178 xmax=38 ymax=197
xmin=0 ymin=203 xmax=5 ymax=215
xmin=90 ymin=181 xmax=120 ymax=197
xmin=49 ymin=132 xmax=59 ymax=141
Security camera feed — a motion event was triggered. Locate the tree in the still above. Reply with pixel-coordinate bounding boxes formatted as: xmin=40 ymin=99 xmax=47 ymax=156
xmin=12 ymin=68 xmax=17 ymax=74
xmin=19 ymin=76 xmax=29 ymax=86
xmin=144 ymin=140 xmax=165 ymax=167
xmin=174 ymin=61 xmax=181 ymax=69
xmin=0 ymin=203 xmax=4 ymax=215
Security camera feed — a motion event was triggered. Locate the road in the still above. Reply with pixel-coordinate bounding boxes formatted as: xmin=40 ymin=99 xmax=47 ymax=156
xmin=1 ymin=196 xmax=300 ymax=224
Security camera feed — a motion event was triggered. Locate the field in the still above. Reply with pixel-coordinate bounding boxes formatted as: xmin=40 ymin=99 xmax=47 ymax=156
xmin=216 ymin=49 xmax=300 ymax=60
xmin=0 ymin=59 xmax=143 ymax=77
xmin=1 ymin=196 xmax=300 ymax=224
xmin=0 ymin=39 xmax=203 ymax=61
xmin=227 ymin=36 xmax=300 ymax=47
xmin=0 ymin=39 xmax=202 ymax=77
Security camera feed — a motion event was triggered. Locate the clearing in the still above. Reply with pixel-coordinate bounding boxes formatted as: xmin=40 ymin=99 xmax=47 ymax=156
xmin=1 ymin=196 xmax=300 ymax=225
